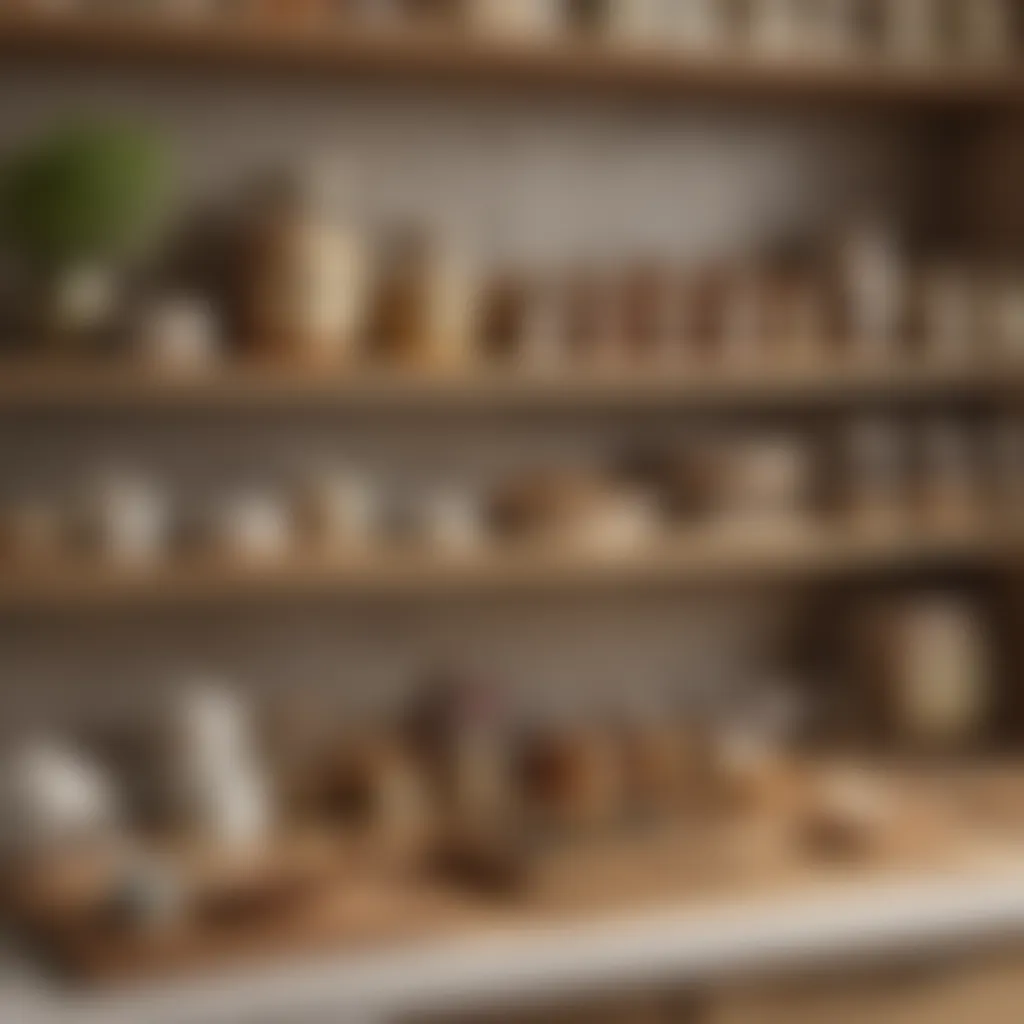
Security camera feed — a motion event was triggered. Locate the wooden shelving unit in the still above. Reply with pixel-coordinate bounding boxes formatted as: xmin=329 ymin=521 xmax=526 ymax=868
xmin=3 ymin=11 xmax=1024 ymax=1021
xmin=0 ymin=527 xmax=1006 ymax=613
xmin=0 ymin=358 xmax=1016 ymax=412
xmin=1 ymin=11 xmax=1022 ymax=106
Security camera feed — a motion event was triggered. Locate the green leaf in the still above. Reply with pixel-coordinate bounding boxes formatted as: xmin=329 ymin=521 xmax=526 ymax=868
xmin=0 ymin=118 xmax=172 ymax=270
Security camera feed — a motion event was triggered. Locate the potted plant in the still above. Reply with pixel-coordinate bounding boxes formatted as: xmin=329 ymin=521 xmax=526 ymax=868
xmin=0 ymin=118 xmax=171 ymax=350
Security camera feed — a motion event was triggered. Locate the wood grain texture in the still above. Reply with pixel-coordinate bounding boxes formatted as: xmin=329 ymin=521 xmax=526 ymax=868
xmin=1 ymin=12 xmax=1022 ymax=106
xmin=0 ymin=359 xmax=1017 ymax=411
xmin=0 ymin=526 xmax=1007 ymax=613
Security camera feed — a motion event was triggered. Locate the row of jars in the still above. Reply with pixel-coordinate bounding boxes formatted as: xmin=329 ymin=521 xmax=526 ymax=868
xmin=104 ymin=191 xmax=1024 ymax=376
xmin=13 ymin=1 xmax=1019 ymax=67
xmin=1 ymin=417 xmax=1020 ymax=568
xmin=2 ymin=586 xmax=994 ymax=905
xmin=239 ymin=186 xmax=1024 ymax=371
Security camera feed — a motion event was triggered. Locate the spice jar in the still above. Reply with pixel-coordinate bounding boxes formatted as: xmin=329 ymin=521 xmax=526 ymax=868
xmin=489 ymin=467 xmax=655 ymax=555
xmin=409 ymin=486 xmax=484 ymax=556
xmin=130 ymin=292 xmax=222 ymax=375
xmin=292 ymin=467 xmax=377 ymax=553
xmin=749 ymin=0 xmax=809 ymax=57
xmin=561 ymin=266 xmax=621 ymax=368
xmin=710 ymin=435 xmax=813 ymax=537
xmin=717 ymin=267 xmax=768 ymax=367
xmin=606 ymin=0 xmax=671 ymax=47
xmin=911 ymin=263 xmax=978 ymax=364
xmin=836 ymin=222 xmax=905 ymax=361
xmin=790 ymin=0 xmax=865 ymax=59
xmin=989 ymin=417 xmax=1024 ymax=521
xmin=470 ymin=0 xmax=561 ymax=41
xmin=687 ymin=267 xmax=766 ymax=367
xmin=563 ymin=0 xmax=614 ymax=39
xmin=369 ymin=227 xmax=480 ymax=369
xmin=616 ymin=262 xmax=688 ymax=366
xmin=0 ymin=501 xmax=65 ymax=565
xmin=913 ymin=420 xmax=979 ymax=532
xmin=671 ymin=0 xmax=730 ymax=50
xmin=615 ymin=703 xmax=696 ymax=819
xmin=405 ymin=669 xmax=516 ymax=833
xmin=840 ymin=418 xmax=909 ymax=534
xmin=982 ymin=270 xmax=1024 ymax=363
xmin=957 ymin=0 xmax=1013 ymax=63
xmin=203 ymin=491 xmax=293 ymax=563
xmin=481 ymin=270 xmax=569 ymax=373
xmin=881 ymin=0 xmax=943 ymax=63
xmin=521 ymin=719 xmax=626 ymax=834
xmin=324 ymin=733 xmax=434 ymax=863
xmin=71 ymin=472 xmax=171 ymax=567
xmin=762 ymin=269 xmax=831 ymax=366
xmin=800 ymin=765 xmax=891 ymax=860
xmin=246 ymin=171 xmax=367 ymax=367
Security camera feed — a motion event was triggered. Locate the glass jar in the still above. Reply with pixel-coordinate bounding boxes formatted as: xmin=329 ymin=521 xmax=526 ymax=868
xmin=246 ymin=171 xmax=367 ymax=367
xmin=882 ymin=0 xmax=943 ymax=64
xmin=842 ymin=417 xmax=908 ymax=534
xmin=369 ymin=227 xmax=480 ymax=369
xmin=914 ymin=420 xmax=979 ymax=533
xmin=911 ymin=263 xmax=978 ymax=365
xmin=836 ymin=221 xmax=905 ymax=361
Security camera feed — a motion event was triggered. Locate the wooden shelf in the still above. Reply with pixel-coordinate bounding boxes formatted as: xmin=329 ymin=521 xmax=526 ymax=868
xmin=0 ymin=360 xmax=1017 ymax=413
xmin=0 ymin=528 xmax=1006 ymax=613
xmin=2 ymin=13 xmax=1023 ymax=107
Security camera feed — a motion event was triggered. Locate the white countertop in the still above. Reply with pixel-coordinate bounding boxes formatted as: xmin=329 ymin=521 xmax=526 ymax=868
xmin=8 ymin=867 xmax=1024 ymax=1024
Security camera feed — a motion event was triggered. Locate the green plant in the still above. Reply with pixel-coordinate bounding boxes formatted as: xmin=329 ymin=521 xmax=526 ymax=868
xmin=0 ymin=119 xmax=172 ymax=273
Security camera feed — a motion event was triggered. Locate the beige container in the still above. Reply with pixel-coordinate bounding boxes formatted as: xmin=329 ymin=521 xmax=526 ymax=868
xmin=882 ymin=0 xmax=944 ymax=63
xmin=958 ymin=0 xmax=1014 ymax=64
xmin=859 ymin=596 xmax=992 ymax=751
xmin=247 ymin=176 xmax=367 ymax=366
xmin=470 ymin=0 xmax=562 ymax=41
xmin=606 ymin=0 xmax=674 ymax=47
xmin=671 ymin=0 xmax=733 ymax=51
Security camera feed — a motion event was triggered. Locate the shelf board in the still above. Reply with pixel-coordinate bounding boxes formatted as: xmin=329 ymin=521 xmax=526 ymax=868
xmin=1 ymin=13 xmax=1022 ymax=106
xmin=0 ymin=528 xmax=1005 ymax=613
xmin=0 ymin=360 xmax=1016 ymax=412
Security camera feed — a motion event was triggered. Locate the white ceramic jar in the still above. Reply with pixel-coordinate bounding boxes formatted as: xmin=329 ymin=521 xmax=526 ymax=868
xmin=413 ymin=487 xmax=484 ymax=555
xmin=208 ymin=491 xmax=293 ymax=563
xmin=0 ymin=740 xmax=119 ymax=860
xmin=74 ymin=472 xmax=170 ymax=567
xmin=131 ymin=293 xmax=221 ymax=375
xmin=163 ymin=681 xmax=272 ymax=848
